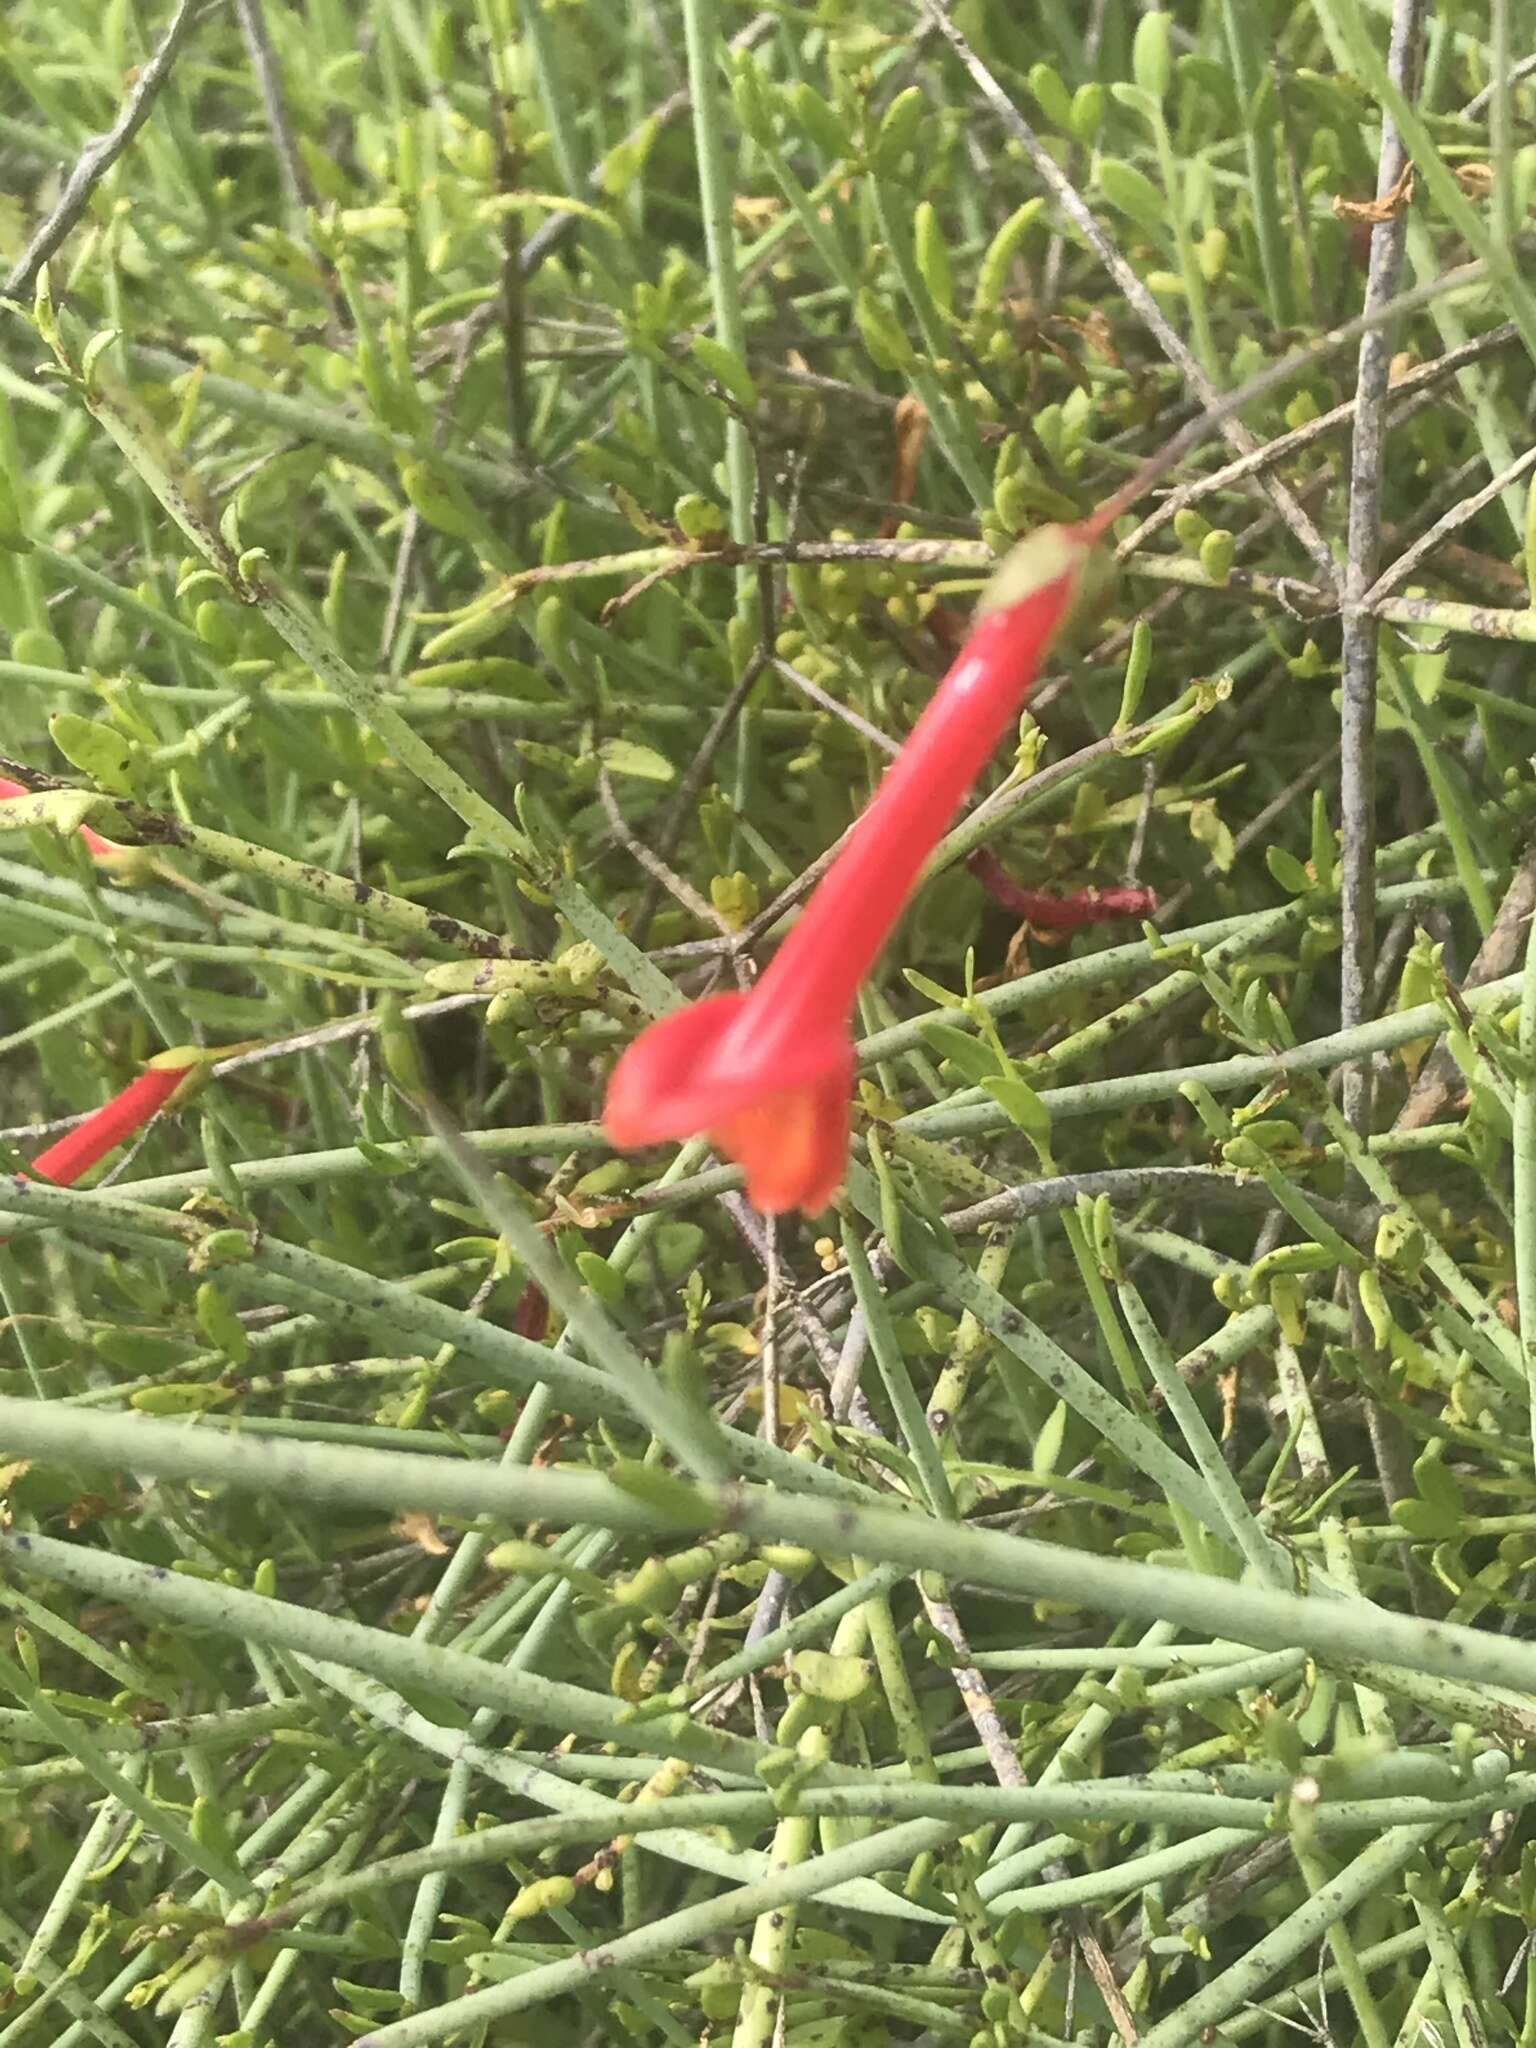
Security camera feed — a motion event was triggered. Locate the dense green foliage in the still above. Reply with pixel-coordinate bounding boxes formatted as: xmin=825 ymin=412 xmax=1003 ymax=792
xmin=2 ymin=2 xmax=1536 ymax=2044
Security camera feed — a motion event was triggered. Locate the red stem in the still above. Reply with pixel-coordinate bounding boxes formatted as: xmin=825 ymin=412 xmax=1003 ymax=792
xmin=966 ymin=849 xmax=1157 ymax=929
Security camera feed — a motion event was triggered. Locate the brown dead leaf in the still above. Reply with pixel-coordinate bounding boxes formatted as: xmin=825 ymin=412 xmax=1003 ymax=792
xmin=732 ymin=195 xmax=781 ymax=231
xmin=1333 ymin=163 xmax=1415 ymax=225
xmin=66 ymin=1492 xmax=117 ymax=1530
xmin=880 ymin=396 xmax=930 ymax=536
xmin=1218 ymin=1367 xmax=1240 ymax=1443
xmin=1455 ymin=162 xmax=1495 ymax=200
xmin=1052 ymin=305 xmax=1121 ymax=367
xmin=78 ymin=1603 xmax=131 ymax=1636
xmin=1441 ymin=541 xmax=1528 ymax=595
xmin=393 ymin=1510 xmax=450 ymax=1556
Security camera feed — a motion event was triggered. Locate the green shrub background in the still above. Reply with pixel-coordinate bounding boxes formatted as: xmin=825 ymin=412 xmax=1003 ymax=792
xmin=2 ymin=3 xmax=1535 ymax=2044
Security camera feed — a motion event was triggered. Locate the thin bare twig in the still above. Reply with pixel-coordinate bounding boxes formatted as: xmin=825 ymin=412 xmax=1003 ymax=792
xmin=1115 ymin=324 xmax=1519 ymax=559
xmin=631 ymin=651 xmax=768 ymax=947
xmin=916 ymin=0 xmax=1337 ymax=587
xmin=1364 ymin=442 xmax=1536 ymax=607
xmin=719 ymin=1192 xmax=881 ymax=1434
xmin=4 ymin=0 xmax=221 ymax=302
xmin=921 ymin=1590 xmax=1137 ymax=2040
xmin=759 ymin=1218 xmax=782 ymax=1453
xmin=1339 ymin=0 xmax=1429 ymax=1138
xmin=209 ymin=993 xmax=489 ymax=1080
xmin=828 ymin=1307 xmax=870 ymax=1424
xmin=233 ymin=0 xmax=313 ymax=220
xmin=1395 ymin=848 xmax=1536 ymax=1132
xmin=1336 ymin=0 xmax=1430 ymax=1610
xmin=943 ymin=1166 xmax=1373 ymax=1241
xmin=1462 ymin=52 xmax=1536 ymax=119
xmin=598 ymin=766 xmax=736 ymax=942
xmin=771 ymin=658 xmax=901 ymax=758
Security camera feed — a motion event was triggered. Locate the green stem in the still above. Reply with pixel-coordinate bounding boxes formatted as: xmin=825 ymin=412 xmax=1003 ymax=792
xmin=681 ymin=0 xmax=754 ymax=570
xmin=1516 ymin=899 xmax=1536 ymax=1473
xmin=1133 ymin=1825 xmax=1435 ymax=2048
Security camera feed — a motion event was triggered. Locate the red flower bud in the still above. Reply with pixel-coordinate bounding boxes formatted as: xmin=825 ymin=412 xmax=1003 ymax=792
xmin=27 ymin=1065 xmax=193 ymax=1188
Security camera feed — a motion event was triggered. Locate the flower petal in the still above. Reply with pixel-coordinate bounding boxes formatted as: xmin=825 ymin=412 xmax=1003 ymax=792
xmin=603 ymin=993 xmax=851 ymax=1145
xmin=711 ymin=1056 xmax=854 ymax=1215
xmin=603 ymin=995 xmax=856 ymax=1214
xmin=602 ymin=994 xmax=758 ymax=1148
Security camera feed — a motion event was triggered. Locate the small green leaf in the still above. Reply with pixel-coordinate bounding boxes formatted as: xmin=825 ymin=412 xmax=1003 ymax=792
xmin=983 ymin=1074 xmax=1053 ymax=1155
xmin=730 ymin=55 xmax=775 ymax=145
xmin=1411 ymin=1440 xmax=1465 ymax=1521
xmin=791 ymin=82 xmax=848 ymax=160
xmin=0 ymin=465 xmax=31 ymax=553
xmin=1027 ymin=62 xmax=1075 ymax=130
xmin=1033 ymin=1399 xmax=1068 ymax=1477
xmin=131 ymin=1383 xmax=230 ymax=1416
xmin=855 ymin=288 xmax=914 ymax=373
xmin=598 ymin=737 xmax=674 ymax=782
xmin=1199 ymin=528 xmax=1235 ymax=584
xmin=49 ymin=712 xmax=135 ymax=795
xmin=1068 ymin=82 xmax=1106 ymax=143
xmin=973 ymin=199 xmax=1044 ymax=319
xmin=1116 ymin=617 xmax=1152 ymax=730
xmin=913 ymin=201 xmax=954 ymax=317
xmin=1132 ymin=11 xmax=1172 ymax=99
xmin=674 ymin=492 xmax=729 ymax=541
xmin=904 ymin=968 xmax=965 ymax=1008
xmin=423 ymin=958 xmax=559 ymax=997
xmin=1391 ymin=1496 xmax=1460 ymax=1542
xmin=709 ymin=870 xmax=759 ymax=930
xmin=195 ymin=1280 xmax=250 ymax=1366
xmin=355 ymin=1141 xmax=416 ymax=1177
xmin=1265 ymin=845 xmax=1312 ymax=895
xmin=917 ymin=1021 xmax=999 ymax=1086
xmin=793 ymin=1651 xmax=873 ymax=1704
xmin=405 ymin=656 xmax=556 ymax=699
xmin=691 ymin=334 xmax=757 ymax=409
xmin=1111 ymin=82 xmax=1161 ymax=126
xmin=0 ymin=786 xmax=107 ymax=837
xmin=606 ymin=1461 xmax=716 ymax=1530
xmin=871 ymin=85 xmax=925 ymax=174
xmin=600 ymin=114 xmax=658 ymax=197
xmin=399 ymin=459 xmax=493 ymax=546
xmin=1097 ymin=158 xmax=1166 ymax=232
xmin=1357 ymin=1268 xmax=1394 ymax=1350
xmin=1198 ymin=226 xmax=1229 ymax=280
xmin=575 ymin=1249 xmax=627 ymax=1308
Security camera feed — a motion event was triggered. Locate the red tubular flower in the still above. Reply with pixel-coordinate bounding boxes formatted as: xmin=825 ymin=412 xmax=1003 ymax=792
xmin=27 ymin=1063 xmax=194 ymax=1187
xmin=604 ymin=523 xmax=1102 ymax=1215
xmin=966 ymin=849 xmax=1158 ymax=929
xmin=0 ymin=775 xmax=123 ymax=861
